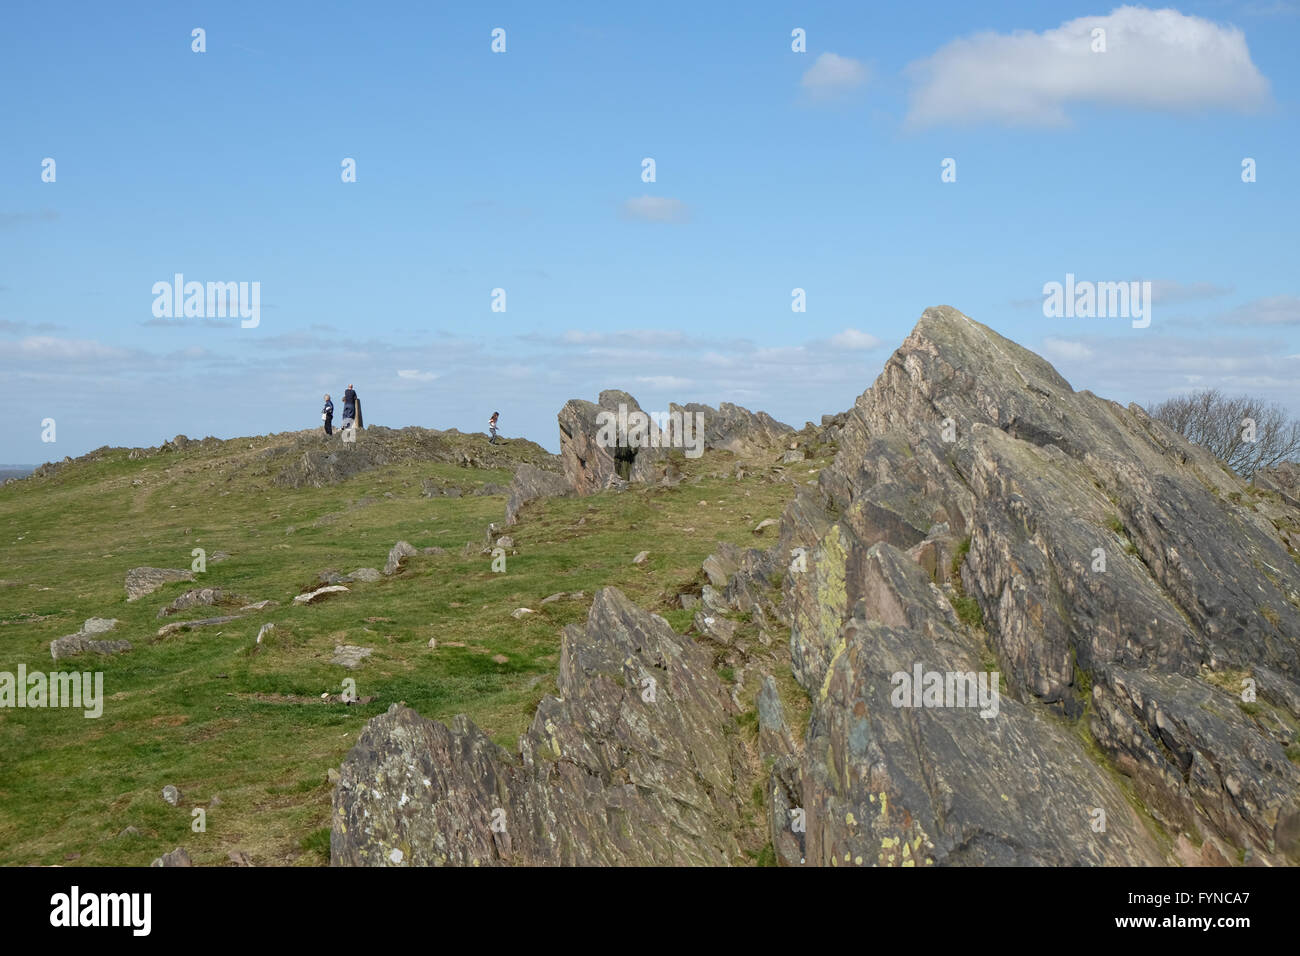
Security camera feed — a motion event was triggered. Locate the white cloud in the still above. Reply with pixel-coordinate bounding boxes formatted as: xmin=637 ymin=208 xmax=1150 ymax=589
xmin=635 ymin=375 xmax=692 ymax=390
xmin=905 ymin=6 xmax=1270 ymax=128
xmin=619 ymin=196 xmax=690 ymax=224
xmin=1148 ymin=280 xmax=1233 ymax=304
xmin=801 ymin=53 xmax=870 ymax=99
xmin=14 ymin=336 xmax=129 ymax=361
xmin=829 ymin=328 xmax=883 ymax=351
xmin=1221 ymin=295 xmax=1300 ymax=326
xmin=397 ymin=369 xmax=438 ymax=381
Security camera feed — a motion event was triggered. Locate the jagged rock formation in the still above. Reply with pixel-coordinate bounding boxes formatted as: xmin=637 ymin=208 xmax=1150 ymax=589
xmin=558 ymin=390 xmax=793 ymax=494
xmin=781 ymin=305 xmax=1300 ymax=865
xmin=331 ymin=588 xmax=750 ymax=865
xmin=333 ymin=306 xmax=1300 ymax=866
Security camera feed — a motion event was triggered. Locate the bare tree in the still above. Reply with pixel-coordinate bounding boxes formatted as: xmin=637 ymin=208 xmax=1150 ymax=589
xmin=1151 ymin=389 xmax=1300 ymax=478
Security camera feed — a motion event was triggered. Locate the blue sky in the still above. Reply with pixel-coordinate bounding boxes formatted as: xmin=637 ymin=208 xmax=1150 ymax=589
xmin=2 ymin=0 xmax=1297 ymax=464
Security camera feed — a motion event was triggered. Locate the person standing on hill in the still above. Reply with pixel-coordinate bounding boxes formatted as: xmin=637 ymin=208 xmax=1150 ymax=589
xmin=322 ymin=394 xmax=334 ymax=436
xmin=488 ymin=411 xmax=500 ymax=444
xmin=342 ymin=384 xmax=362 ymax=430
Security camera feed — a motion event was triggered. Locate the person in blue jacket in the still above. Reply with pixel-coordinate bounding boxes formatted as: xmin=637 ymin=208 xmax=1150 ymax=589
xmin=322 ymin=394 xmax=334 ymax=435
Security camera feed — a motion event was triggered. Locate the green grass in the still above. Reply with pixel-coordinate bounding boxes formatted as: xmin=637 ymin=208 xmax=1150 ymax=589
xmin=0 ymin=429 xmax=811 ymax=866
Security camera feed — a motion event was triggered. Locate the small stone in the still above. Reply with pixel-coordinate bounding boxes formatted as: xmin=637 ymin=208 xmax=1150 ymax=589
xmin=256 ymin=623 xmax=273 ymax=644
xmin=327 ymin=768 xmax=341 ymax=784
xmin=427 ymin=637 xmax=438 ymax=649
xmin=351 ymin=567 xmax=382 ymax=582
xmin=116 ymin=826 xmax=141 ymax=839
xmin=496 ymin=536 xmax=515 ymax=549
xmin=492 ymin=654 xmax=509 ymax=664
xmin=209 ymin=795 xmax=222 ymax=807
xmin=151 ymin=847 xmax=192 ymax=867
xmin=633 ymin=550 xmax=650 ymax=565
xmin=753 ymin=518 xmax=778 ymax=533
xmin=540 ymin=592 xmax=565 ymax=605
xmin=511 ymin=608 xmax=535 ymax=619
xmin=162 ymin=785 xmax=181 ymax=806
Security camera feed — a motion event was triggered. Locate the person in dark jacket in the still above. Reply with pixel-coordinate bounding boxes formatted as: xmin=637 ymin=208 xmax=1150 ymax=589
xmin=342 ymin=384 xmax=359 ymax=429
xmin=322 ymin=394 xmax=334 ymax=435
xmin=488 ymin=411 xmax=500 ymax=444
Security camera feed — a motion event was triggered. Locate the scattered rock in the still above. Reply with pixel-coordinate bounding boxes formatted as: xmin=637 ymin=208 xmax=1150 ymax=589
xmin=753 ymin=518 xmax=778 ymax=533
xmin=540 ymin=592 xmax=566 ymax=605
xmin=632 ymin=550 xmax=649 ymax=564
xmin=157 ymin=587 xmax=241 ymax=618
xmin=126 ymin=567 xmax=194 ymax=601
xmin=491 ymin=654 xmax=509 ymax=664
xmin=116 ymin=826 xmax=141 ymax=839
xmin=161 ymin=785 xmax=180 ymax=806
xmin=421 ymin=546 xmax=448 ymax=556
xmin=351 ymin=567 xmax=382 ymax=582
xmin=427 ymin=638 xmax=437 ymax=649
xmin=150 ymin=847 xmax=192 ymax=867
xmin=294 ymin=585 xmax=349 ymax=606
xmin=156 ymin=615 xmax=241 ymax=638
xmin=496 ymin=536 xmax=515 ymax=549
xmin=332 ymin=645 xmax=373 ymax=669
xmin=240 ymin=599 xmax=278 ymax=611
xmin=256 ymin=623 xmax=274 ymax=643
xmin=384 ymin=540 xmax=418 ymax=575
xmin=227 ymin=850 xmax=253 ymax=866
xmin=511 ymin=608 xmax=535 ymax=619
xmin=50 ymin=622 xmax=133 ymax=662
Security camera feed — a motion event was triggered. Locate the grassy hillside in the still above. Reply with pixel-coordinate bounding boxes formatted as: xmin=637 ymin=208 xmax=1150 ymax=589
xmin=0 ymin=428 xmax=816 ymax=866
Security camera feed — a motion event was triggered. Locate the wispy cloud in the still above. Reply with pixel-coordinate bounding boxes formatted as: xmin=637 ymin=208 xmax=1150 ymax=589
xmin=1221 ymin=295 xmax=1300 ymax=326
xmin=396 ymin=369 xmax=438 ymax=381
xmin=905 ymin=7 xmax=1271 ymax=128
xmin=828 ymin=328 xmax=883 ymax=351
xmin=619 ymin=196 xmax=690 ymax=224
xmin=801 ymin=52 xmax=870 ymax=100
xmin=0 ymin=208 xmax=59 ymax=228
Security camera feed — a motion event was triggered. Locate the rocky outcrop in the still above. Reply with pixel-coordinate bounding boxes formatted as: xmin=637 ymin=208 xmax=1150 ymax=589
xmin=331 ymin=588 xmax=750 ymax=866
xmin=783 ymin=305 xmax=1300 ymax=865
xmin=558 ymin=390 xmax=793 ymax=495
xmin=332 ymin=305 xmax=1300 ymax=867
xmin=125 ymin=567 xmax=195 ymax=601
xmin=505 ymin=463 xmax=572 ymax=525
